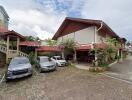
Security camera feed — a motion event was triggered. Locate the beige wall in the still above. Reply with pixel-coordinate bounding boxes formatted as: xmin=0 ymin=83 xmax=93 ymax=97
xmin=57 ymin=26 xmax=113 ymax=44
xmin=57 ymin=26 xmax=96 ymax=44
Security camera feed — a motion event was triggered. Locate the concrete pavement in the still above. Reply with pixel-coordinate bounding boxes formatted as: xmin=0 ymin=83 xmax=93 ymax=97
xmin=106 ymin=56 xmax=132 ymax=82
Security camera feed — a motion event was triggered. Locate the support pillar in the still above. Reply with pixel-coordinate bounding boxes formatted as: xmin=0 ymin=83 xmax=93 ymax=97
xmin=17 ymin=37 xmax=20 ymax=56
xmin=6 ymin=36 xmax=9 ymax=63
xmin=73 ymin=50 xmax=77 ymax=62
xmin=35 ymin=49 xmax=37 ymax=60
xmin=61 ymin=51 xmax=65 ymax=59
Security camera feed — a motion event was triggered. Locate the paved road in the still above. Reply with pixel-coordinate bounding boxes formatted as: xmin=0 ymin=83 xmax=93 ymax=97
xmin=106 ymin=56 xmax=132 ymax=82
xmin=0 ymin=66 xmax=132 ymax=100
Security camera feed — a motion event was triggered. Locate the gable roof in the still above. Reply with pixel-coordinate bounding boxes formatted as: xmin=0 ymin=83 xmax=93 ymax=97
xmin=0 ymin=30 xmax=25 ymax=40
xmin=52 ymin=17 xmax=119 ymax=40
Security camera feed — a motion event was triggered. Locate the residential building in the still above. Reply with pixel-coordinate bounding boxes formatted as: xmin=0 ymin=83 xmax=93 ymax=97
xmin=53 ymin=17 xmax=126 ymax=63
xmin=0 ymin=5 xmax=9 ymax=29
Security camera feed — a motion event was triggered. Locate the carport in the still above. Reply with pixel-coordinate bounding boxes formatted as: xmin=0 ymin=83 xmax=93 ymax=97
xmin=35 ymin=46 xmax=63 ymax=58
xmin=75 ymin=44 xmax=94 ymax=63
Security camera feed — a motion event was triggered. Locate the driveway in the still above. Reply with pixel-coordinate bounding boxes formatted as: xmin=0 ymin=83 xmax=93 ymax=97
xmin=0 ymin=66 xmax=132 ymax=100
xmin=106 ymin=56 xmax=132 ymax=82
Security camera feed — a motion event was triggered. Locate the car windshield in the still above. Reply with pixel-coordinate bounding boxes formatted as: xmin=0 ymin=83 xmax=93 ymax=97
xmin=10 ymin=58 xmax=29 ymax=65
xmin=40 ymin=58 xmax=50 ymax=62
xmin=56 ymin=57 xmax=63 ymax=60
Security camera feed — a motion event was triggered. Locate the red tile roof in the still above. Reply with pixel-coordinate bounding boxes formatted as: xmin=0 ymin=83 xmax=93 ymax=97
xmin=19 ymin=41 xmax=40 ymax=47
xmin=53 ymin=17 xmax=119 ymax=40
xmin=0 ymin=30 xmax=25 ymax=40
xmin=36 ymin=46 xmax=62 ymax=52
xmin=76 ymin=44 xmax=92 ymax=51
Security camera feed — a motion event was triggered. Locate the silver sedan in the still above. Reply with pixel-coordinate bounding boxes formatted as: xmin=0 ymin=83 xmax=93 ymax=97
xmin=6 ymin=57 xmax=32 ymax=81
xmin=36 ymin=56 xmax=57 ymax=72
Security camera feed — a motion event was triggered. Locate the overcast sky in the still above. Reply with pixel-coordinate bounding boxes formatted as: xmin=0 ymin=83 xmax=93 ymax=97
xmin=0 ymin=0 xmax=132 ymax=41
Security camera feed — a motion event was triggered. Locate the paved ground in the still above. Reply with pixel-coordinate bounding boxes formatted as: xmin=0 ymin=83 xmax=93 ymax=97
xmin=0 ymin=66 xmax=132 ymax=100
xmin=106 ymin=55 xmax=132 ymax=82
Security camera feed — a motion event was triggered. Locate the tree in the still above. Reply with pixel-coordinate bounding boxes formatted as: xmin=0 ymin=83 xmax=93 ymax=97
xmin=25 ymin=36 xmax=40 ymax=42
xmin=60 ymin=39 xmax=76 ymax=61
xmin=45 ymin=39 xmax=57 ymax=46
xmin=106 ymin=38 xmax=119 ymax=62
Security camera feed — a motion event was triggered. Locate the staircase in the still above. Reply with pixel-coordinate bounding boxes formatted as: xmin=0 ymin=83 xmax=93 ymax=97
xmin=0 ymin=44 xmax=29 ymax=59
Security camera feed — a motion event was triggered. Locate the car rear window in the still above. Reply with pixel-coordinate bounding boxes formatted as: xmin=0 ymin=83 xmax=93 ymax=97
xmin=40 ymin=58 xmax=49 ymax=62
xmin=10 ymin=58 xmax=29 ymax=65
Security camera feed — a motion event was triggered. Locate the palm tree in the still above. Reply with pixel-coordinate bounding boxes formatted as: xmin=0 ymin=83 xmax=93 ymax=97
xmin=60 ymin=39 xmax=77 ymax=61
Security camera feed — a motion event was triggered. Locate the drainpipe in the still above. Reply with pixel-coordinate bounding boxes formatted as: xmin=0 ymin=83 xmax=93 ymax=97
xmin=94 ymin=21 xmax=103 ymax=66
xmin=97 ymin=21 xmax=103 ymax=32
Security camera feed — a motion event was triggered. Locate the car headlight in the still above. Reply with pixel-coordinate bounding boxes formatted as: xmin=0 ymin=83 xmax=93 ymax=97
xmin=7 ymin=70 xmax=12 ymax=75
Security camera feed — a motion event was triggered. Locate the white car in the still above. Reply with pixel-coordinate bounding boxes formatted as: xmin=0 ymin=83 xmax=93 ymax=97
xmin=51 ymin=56 xmax=68 ymax=67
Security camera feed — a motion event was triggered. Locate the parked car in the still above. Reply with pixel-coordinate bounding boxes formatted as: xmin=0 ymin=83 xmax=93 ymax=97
xmin=6 ymin=57 xmax=32 ymax=81
xmin=51 ymin=56 xmax=68 ymax=67
xmin=36 ymin=56 xmax=56 ymax=72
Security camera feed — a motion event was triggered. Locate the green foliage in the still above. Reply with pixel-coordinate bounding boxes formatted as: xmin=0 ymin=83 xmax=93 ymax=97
xmin=25 ymin=36 xmax=40 ymax=41
xmin=106 ymin=38 xmax=119 ymax=62
xmin=29 ymin=52 xmax=35 ymax=65
xmin=60 ymin=39 xmax=76 ymax=60
xmin=45 ymin=39 xmax=57 ymax=46
xmin=60 ymin=39 xmax=76 ymax=49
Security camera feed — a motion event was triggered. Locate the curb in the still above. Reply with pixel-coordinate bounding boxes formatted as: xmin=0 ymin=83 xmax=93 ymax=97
xmin=101 ymin=73 xmax=132 ymax=85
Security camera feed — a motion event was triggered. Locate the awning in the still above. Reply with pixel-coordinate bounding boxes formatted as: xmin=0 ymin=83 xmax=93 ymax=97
xmin=76 ymin=44 xmax=92 ymax=51
xmin=19 ymin=41 xmax=40 ymax=47
xmin=36 ymin=46 xmax=62 ymax=52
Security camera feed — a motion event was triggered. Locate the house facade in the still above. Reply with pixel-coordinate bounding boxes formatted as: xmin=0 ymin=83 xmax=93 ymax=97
xmin=53 ymin=17 xmax=126 ymax=63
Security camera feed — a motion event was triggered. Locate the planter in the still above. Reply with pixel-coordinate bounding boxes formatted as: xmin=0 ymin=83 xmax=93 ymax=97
xmin=89 ymin=67 xmax=106 ymax=72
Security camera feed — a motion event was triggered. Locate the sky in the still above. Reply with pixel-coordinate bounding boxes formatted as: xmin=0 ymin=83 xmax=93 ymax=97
xmin=0 ymin=0 xmax=132 ymax=41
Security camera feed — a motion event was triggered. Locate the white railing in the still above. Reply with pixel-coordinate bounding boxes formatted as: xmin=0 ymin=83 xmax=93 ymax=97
xmin=0 ymin=45 xmax=7 ymax=53
xmin=19 ymin=51 xmax=29 ymax=57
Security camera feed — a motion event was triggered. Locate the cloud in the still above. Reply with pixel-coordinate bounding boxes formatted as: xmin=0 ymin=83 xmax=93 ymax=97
xmin=0 ymin=0 xmax=132 ymax=41
xmin=0 ymin=0 xmax=66 ymax=39
xmin=81 ymin=0 xmax=132 ymax=41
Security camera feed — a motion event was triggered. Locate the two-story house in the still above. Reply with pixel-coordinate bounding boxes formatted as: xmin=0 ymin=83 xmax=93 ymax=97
xmin=53 ymin=17 xmax=125 ymax=63
xmin=0 ymin=6 xmax=30 ymax=66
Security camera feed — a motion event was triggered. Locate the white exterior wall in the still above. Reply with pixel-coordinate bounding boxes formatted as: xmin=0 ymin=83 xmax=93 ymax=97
xmin=57 ymin=26 xmax=112 ymax=44
xmin=75 ymin=26 xmax=95 ymax=44
xmin=57 ymin=26 xmax=97 ymax=44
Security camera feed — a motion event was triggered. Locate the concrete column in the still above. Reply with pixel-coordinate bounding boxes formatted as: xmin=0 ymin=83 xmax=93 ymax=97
xmin=120 ymin=50 xmax=123 ymax=62
xmin=6 ymin=36 xmax=10 ymax=63
xmin=74 ymin=49 xmax=77 ymax=62
xmin=17 ymin=37 xmax=20 ymax=56
xmin=61 ymin=51 xmax=65 ymax=59
xmin=35 ymin=49 xmax=37 ymax=60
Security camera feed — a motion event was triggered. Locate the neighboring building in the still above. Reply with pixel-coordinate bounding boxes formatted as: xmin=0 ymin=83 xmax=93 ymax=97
xmin=53 ymin=17 xmax=125 ymax=62
xmin=0 ymin=5 xmax=9 ymax=29
xmin=0 ymin=6 xmax=28 ymax=65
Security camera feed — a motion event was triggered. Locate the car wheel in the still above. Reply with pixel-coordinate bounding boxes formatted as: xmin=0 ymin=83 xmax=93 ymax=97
xmin=5 ymin=78 xmax=10 ymax=82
